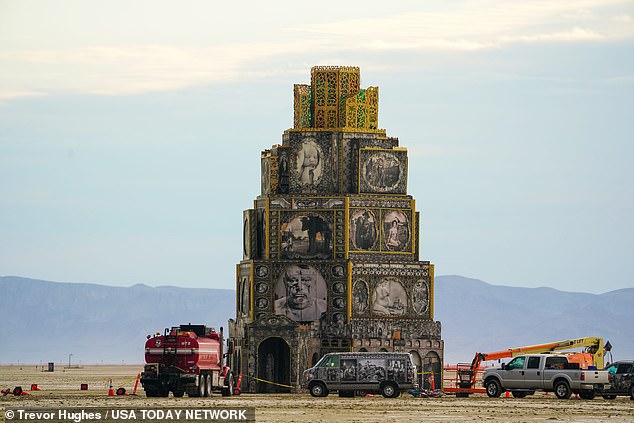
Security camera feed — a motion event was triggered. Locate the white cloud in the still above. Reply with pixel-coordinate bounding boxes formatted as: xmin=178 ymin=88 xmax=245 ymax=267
xmin=0 ymin=0 xmax=632 ymax=101
xmin=613 ymin=14 xmax=632 ymax=22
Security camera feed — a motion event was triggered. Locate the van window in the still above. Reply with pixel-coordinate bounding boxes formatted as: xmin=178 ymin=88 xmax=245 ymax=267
xmin=527 ymin=356 xmax=541 ymax=369
xmin=320 ymin=355 xmax=340 ymax=368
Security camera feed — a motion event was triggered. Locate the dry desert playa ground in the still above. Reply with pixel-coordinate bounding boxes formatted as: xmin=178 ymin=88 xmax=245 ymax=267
xmin=1 ymin=365 xmax=633 ymax=422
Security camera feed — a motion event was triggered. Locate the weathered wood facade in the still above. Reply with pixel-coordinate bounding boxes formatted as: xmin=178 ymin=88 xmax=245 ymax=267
xmin=228 ymin=66 xmax=443 ymax=392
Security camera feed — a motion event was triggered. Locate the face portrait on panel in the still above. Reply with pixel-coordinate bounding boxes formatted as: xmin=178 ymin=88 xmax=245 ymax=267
xmin=274 ymin=264 xmax=327 ymax=322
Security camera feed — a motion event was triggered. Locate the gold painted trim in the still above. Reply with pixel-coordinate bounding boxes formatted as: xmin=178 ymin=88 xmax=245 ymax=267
xmin=235 ymin=263 xmax=240 ymax=318
xmin=430 ymin=264 xmax=435 ymax=320
xmin=250 ymin=263 xmax=255 ymax=322
xmin=411 ymin=199 xmax=416 ymax=255
xmin=347 ymin=260 xmax=353 ymax=322
xmin=284 ymin=128 xmax=386 ymax=135
xmin=265 ymin=198 xmax=270 ymax=259
xmin=344 ymin=196 xmax=350 ymax=258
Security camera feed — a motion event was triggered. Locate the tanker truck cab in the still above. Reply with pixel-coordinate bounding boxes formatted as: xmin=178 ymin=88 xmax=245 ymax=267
xmin=141 ymin=324 xmax=234 ymax=398
xmin=302 ymin=352 xmax=417 ymax=398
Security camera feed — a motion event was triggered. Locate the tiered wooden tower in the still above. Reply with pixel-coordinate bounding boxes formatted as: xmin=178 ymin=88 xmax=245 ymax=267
xmin=228 ymin=66 xmax=443 ymax=392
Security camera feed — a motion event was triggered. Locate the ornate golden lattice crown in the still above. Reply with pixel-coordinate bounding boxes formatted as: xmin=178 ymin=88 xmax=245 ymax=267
xmin=293 ymin=66 xmax=380 ymax=132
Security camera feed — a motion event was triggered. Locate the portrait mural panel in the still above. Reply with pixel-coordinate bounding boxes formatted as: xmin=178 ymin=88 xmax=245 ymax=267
xmin=261 ymin=157 xmax=271 ymax=195
xmin=239 ymin=276 xmax=250 ymax=316
xmin=350 ymin=209 xmax=379 ymax=251
xmin=280 ymin=212 xmax=333 ymax=259
xmin=372 ymin=277 xmax=407 ymax=316
xmin=274 ymin=264 xmax=327 ymax=322
xmin=278 ymin=149 xmax=290 ymax=194
xmin=382 ymin=209 xmax=411 ymax=252
xmin=352 ymin=280 xmax=369 ymax=315
xmin=295 ymin=137 xmax=323 ymax=187
xmin=412 ymin=280 xmax=429 ymax=316
xmin=359 ymin=149 xmax=407 ymax=194
xmin=288 ymin=133 xmax=335 ymax=194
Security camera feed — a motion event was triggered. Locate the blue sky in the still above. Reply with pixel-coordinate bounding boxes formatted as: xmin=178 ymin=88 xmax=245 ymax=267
xmin=1 ymin=0 xmax=633 ymax=293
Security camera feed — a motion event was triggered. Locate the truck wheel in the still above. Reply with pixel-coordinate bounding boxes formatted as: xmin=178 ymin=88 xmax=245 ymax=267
xmin=602 ymin=394 xmax=616 ymax=400
xmin=205 ymin=374 xmax=214 ymax=397
xmin=381 ymin=382 xmax=398 ymax=398
xmin=309 ymin=382 xmax=328 ymax=397
xmin=512 ymin=391 xmax=527 ymax=398
xmin=485 ymin=379 xmax=502 ymax=398
xmin=338 ymin=390 xmax=354 ymax=397
xmin=579 ymin=391 xmax=595 ymax=400
xmin=222 ymin=374 xmax=234 ymax=397
xmin=630 ymin=385 xmax=634 ymax=400
xmin=554 ymin=380 xmax=571 ymax=399
xmin=198 ymin=375 xmax=206 ymax=397
xmin=173 ymin=389 xmax=185 ymax=398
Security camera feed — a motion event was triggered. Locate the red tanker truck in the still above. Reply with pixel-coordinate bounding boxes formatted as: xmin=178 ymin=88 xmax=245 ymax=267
xmin=140 ymin=324 xmax=234 ymax=397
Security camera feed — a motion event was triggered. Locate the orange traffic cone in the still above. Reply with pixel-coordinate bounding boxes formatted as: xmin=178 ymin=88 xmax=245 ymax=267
xmin=31 ymin=384 xmax=41 ymax=391
xmin=505 ymin=390 xmax=510 ymax=398
xmin=107 ymin=379 xmax=114 ymax=396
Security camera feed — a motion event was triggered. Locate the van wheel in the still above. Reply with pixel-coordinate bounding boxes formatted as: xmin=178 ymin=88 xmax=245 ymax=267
xmin=554 ymin=380 xmax=571 ymax=399
xmin=309 ymin=382 xmax=328 ymax=397
xmin=579 ymin=391 xmax=595 ymax=400
xmin=485 ymin=379 xmax=502 ymax=398
xmin=381 ymin=382 xmax=398 ymax=398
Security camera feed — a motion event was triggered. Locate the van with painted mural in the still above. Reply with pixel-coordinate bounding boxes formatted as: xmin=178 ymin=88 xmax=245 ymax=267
xmin=302 ymin=352 xmax=418 ymax=398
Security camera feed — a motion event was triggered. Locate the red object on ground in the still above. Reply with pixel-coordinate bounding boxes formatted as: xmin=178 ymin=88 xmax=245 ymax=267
xmin=132 ymin=374 xmax=140 ymax=395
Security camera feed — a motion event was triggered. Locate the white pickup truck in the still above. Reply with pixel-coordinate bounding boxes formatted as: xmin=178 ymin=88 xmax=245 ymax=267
xmin=482 ymin=354 xmax=610 ymax=399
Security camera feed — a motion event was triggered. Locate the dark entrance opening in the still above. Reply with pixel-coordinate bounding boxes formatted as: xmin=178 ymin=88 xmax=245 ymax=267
xmin=257 ymin=337 xmax=291 ymax=393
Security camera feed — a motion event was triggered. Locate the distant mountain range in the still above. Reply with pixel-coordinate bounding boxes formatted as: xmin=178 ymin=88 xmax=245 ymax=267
xmin=1 ymin=275 xmax=631 ymax=365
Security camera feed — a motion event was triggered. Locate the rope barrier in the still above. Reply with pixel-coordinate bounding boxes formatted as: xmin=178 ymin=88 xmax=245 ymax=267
xmin=116 ymin=374 xmax=141 ymax=388
xmin=242 ymin=374 xmax=297 ymax=389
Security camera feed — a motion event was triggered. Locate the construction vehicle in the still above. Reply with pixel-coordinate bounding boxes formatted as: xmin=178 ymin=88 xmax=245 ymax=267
xmin=140 ymin=324 xmax=235 ymax=397
xmin=445 ymin=337 xmax=608 ymax=397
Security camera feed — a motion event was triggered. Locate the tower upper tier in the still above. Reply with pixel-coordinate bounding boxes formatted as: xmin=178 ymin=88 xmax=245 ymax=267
xmin=292 ymin=66 xmax=382 ymax=133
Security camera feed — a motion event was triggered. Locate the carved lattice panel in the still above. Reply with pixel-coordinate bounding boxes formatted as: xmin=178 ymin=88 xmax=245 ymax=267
xmin=293 ymin=84 xmax=312 ymax=128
